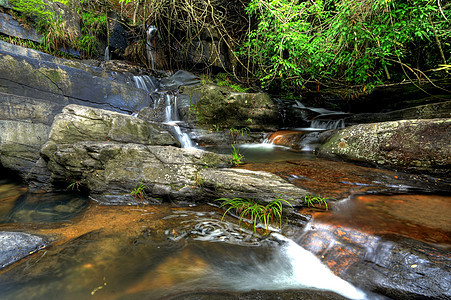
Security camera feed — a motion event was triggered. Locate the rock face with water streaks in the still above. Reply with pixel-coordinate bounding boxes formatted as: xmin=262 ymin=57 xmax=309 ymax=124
xmin=0 ymin=42 xmax=154 ymax=182
xmin=40 ymin=105 xmax=307 ymax=205
xmin=317 ymin=119 xmax=451 ymax=176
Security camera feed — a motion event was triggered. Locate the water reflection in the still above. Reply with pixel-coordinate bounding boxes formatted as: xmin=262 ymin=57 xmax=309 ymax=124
xmin=2 ymin=192 xmax=88 ymax=224
xmin=0 ymin=207 xmax=366 ymax=300
xmin=203 ymin=144 xmax=316 ymax=163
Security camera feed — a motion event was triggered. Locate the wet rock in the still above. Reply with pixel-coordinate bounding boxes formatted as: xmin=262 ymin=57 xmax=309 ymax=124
xmin=0 ymin=44 xmax=152 ymax=114
xmin=297 ymin=225 xmax=451 ymax=300
xmin=317 ymin=119 xmax=451 ymax=176
xmin=346 ymin=100 xmax=451 ymax=125
xmin=0 ymin=12 xmax=42 ymax=42
xmin=200 ymin=168 xmax=307 ymax=206
xmin=0 ymin=232 xmax=48 ymax=269
xmin=39 ymin=105 xmax=307 ymax=205
xmin=0 ymin=93 xmax=59 ymax=180
xmin=46 ymin=104 xmax=179 ymax=146
xmin=180 ymin=84 xmax=279 ymax=131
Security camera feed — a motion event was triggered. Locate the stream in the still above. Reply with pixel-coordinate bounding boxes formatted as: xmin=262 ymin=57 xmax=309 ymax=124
xmin=0 ymin=145 xmax=449 ymax=300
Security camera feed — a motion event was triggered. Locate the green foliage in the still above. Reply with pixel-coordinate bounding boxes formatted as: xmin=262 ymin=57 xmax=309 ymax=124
xmin=193 ymin=172 xmax=204 ymax=186
xmin=77 ymin=11 xmax=107 ymax=57
xmin=216 ymin=195 xmax=293 ymax=234
xmin=304 ymin=194 xmax=329 ymax=210
xmin=231 ymin=145 xmax=244 ymax=166
xmin=0 ymin=34 xmax=75 ymax=58
xmin=229 ymin=127 xmax=250 ymax=143
xmin=10 ymin=0 xmax=107 ymax=58
xmin=66 ymin=181 xmax=81 ymax=191
xmin=131 ymin=181 xmax=147 ymax=203
xmin=215 ymin=73 xmax=250 ymax=93
xmin=242 ymin=0 xmax=451 ymax=91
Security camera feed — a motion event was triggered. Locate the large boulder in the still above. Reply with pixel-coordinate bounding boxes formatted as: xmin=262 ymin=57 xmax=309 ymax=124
xmin=317 ymin=119 xmax=451 ymax=176
xmin=180 ymin=84 xmax=279 ymax=131
xmin=297 ymin=225 xmax=451 ymax=299
xmin=0 ymin=45 xmax=151 ymax=114
xmin=44 ymin=104 xmax=178 ymax=146
xmin=40 ymin=105 xmax=308 ymax=205
xmin=0 ymin=92 xmax=62 ymax=180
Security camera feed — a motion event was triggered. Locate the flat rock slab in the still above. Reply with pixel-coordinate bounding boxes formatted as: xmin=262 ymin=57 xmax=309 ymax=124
xmin=0 ymin=232 xmax=48 ymax=269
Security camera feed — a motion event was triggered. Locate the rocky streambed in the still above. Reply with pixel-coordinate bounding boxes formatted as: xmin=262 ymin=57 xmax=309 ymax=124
xmin=0 ymin=41 xmax=450 ymax=299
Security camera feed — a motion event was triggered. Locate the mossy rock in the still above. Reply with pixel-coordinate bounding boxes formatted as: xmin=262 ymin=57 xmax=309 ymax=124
xmin=318 ymin=118 xmax=451 ymax=176
xmin=181 ymin=84 xmax=279 ymax=131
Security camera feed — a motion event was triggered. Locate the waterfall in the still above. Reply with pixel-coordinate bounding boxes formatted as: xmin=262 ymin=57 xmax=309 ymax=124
xmin=266 ymin=233 xmax=367 ymax=300
xmin=310 ymin=118 xmax=345 ymax=130
xmin=146 ymin=25 xmax=157 ymax=70
xmin=133 ymin=75 xmax=158 ymax=93
xmin=104 ymin=46 xmax=110 ymax=61
xmin=164 ymin=93 xmax=194 ymax=148
xmin=133 ymin=75 xmax=195 ymax=148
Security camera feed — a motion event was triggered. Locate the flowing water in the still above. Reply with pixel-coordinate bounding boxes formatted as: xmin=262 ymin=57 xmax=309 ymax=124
xmin=132 ymin=75 xmax=195 ymax=148
xmin=1 ymin=147 xmax=449 ymax=299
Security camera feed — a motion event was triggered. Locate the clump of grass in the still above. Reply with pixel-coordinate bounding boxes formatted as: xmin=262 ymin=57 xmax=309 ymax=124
xmin=66 ymin=181 xmax=81 ymax=191
xmin=215 ymin=73 xmax=249 ymax=93
xmin=131 ymin=181 xmax=146 ymax=203
xmin=231 ymin=145 xmax=244 ymax=166
xmin=216 ymin=195 xmax=292 ymax=234
xmin=229 ymin=127 xmax=250 ymax=143
xmin=304 ymin=194 xmax=329 ymax=210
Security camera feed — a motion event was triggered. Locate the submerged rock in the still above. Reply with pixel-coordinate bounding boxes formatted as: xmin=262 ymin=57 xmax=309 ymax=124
xmin=317 ymin=119 xmax=451 ymax=176
xmin=0 ymin=232 xmax=48 ymax=269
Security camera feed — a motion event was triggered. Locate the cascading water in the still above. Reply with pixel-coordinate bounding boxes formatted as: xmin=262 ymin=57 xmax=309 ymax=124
xmin=163 ymin=93 xmax=194 ymax=148
xmin=263 ymin=99 xmax=348 ymax=149
xmin=104 ymin=46 xmax=110 ymax=61
xmin=310 ymin=118 xmax=345 ymax=130
xmin=146 ymin=25 xmax=157 ymax=70
xmin=165 ymin=211 xmax=367 ymax=300
xmin=133 ymin=75 xmax=195 ymax=148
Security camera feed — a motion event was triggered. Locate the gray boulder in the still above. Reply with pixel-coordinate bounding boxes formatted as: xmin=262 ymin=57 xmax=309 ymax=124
xmin=317 ymin=119 xmax=451 ymax=176
xmin=180 ymin=84 xmax=279 ymax=132
xmin=0 ymin=12 xmax=41 ymax=42
xmin=0 ymin=46 xmax=151 ymax=114
xmin=0 ymin=92 xmax=61 ymax=180
xmin=346 ymin=100 xmax=451 ymax=125
xmin=0 ymin=232 xmax=48 ymax=269
xmin=40 ymin=105 xmax=307 ymax=205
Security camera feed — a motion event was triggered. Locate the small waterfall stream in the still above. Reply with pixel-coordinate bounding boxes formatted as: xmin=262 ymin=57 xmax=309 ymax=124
xmin=263 ymin=99 xmax=349 ymax=149
xmin=146 ymin=25 xmax=157 ymax=70
xmin=133 ymin=75 xmax=195 ymax=148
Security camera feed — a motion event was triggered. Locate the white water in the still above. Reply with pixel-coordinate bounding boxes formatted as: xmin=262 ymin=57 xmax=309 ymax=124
xmin=104 ymin=46 xmax=110 ymax=61
xmin=163 ymin=93 xmax=194 ymax=148
xmin=267 ymin=233 xmax=367 ymax=300
xmin=146 ymin=25 xmax=157 ymax=70
xmin=133 ymin=75 xmax=158 ymax=93
xmin=167 ymin=211 xmax=367 ymax=299
xmin=133 ymin=75 xmax=195 ymax=148
xmin=311 ymin=118 xmax=345 ymax=130
xmin=219 ymin=233 xmax=367 ymax=299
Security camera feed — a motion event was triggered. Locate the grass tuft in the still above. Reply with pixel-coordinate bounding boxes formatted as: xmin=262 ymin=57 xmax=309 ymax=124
xmin=216 ymin=195 xmax=292 ymax=234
